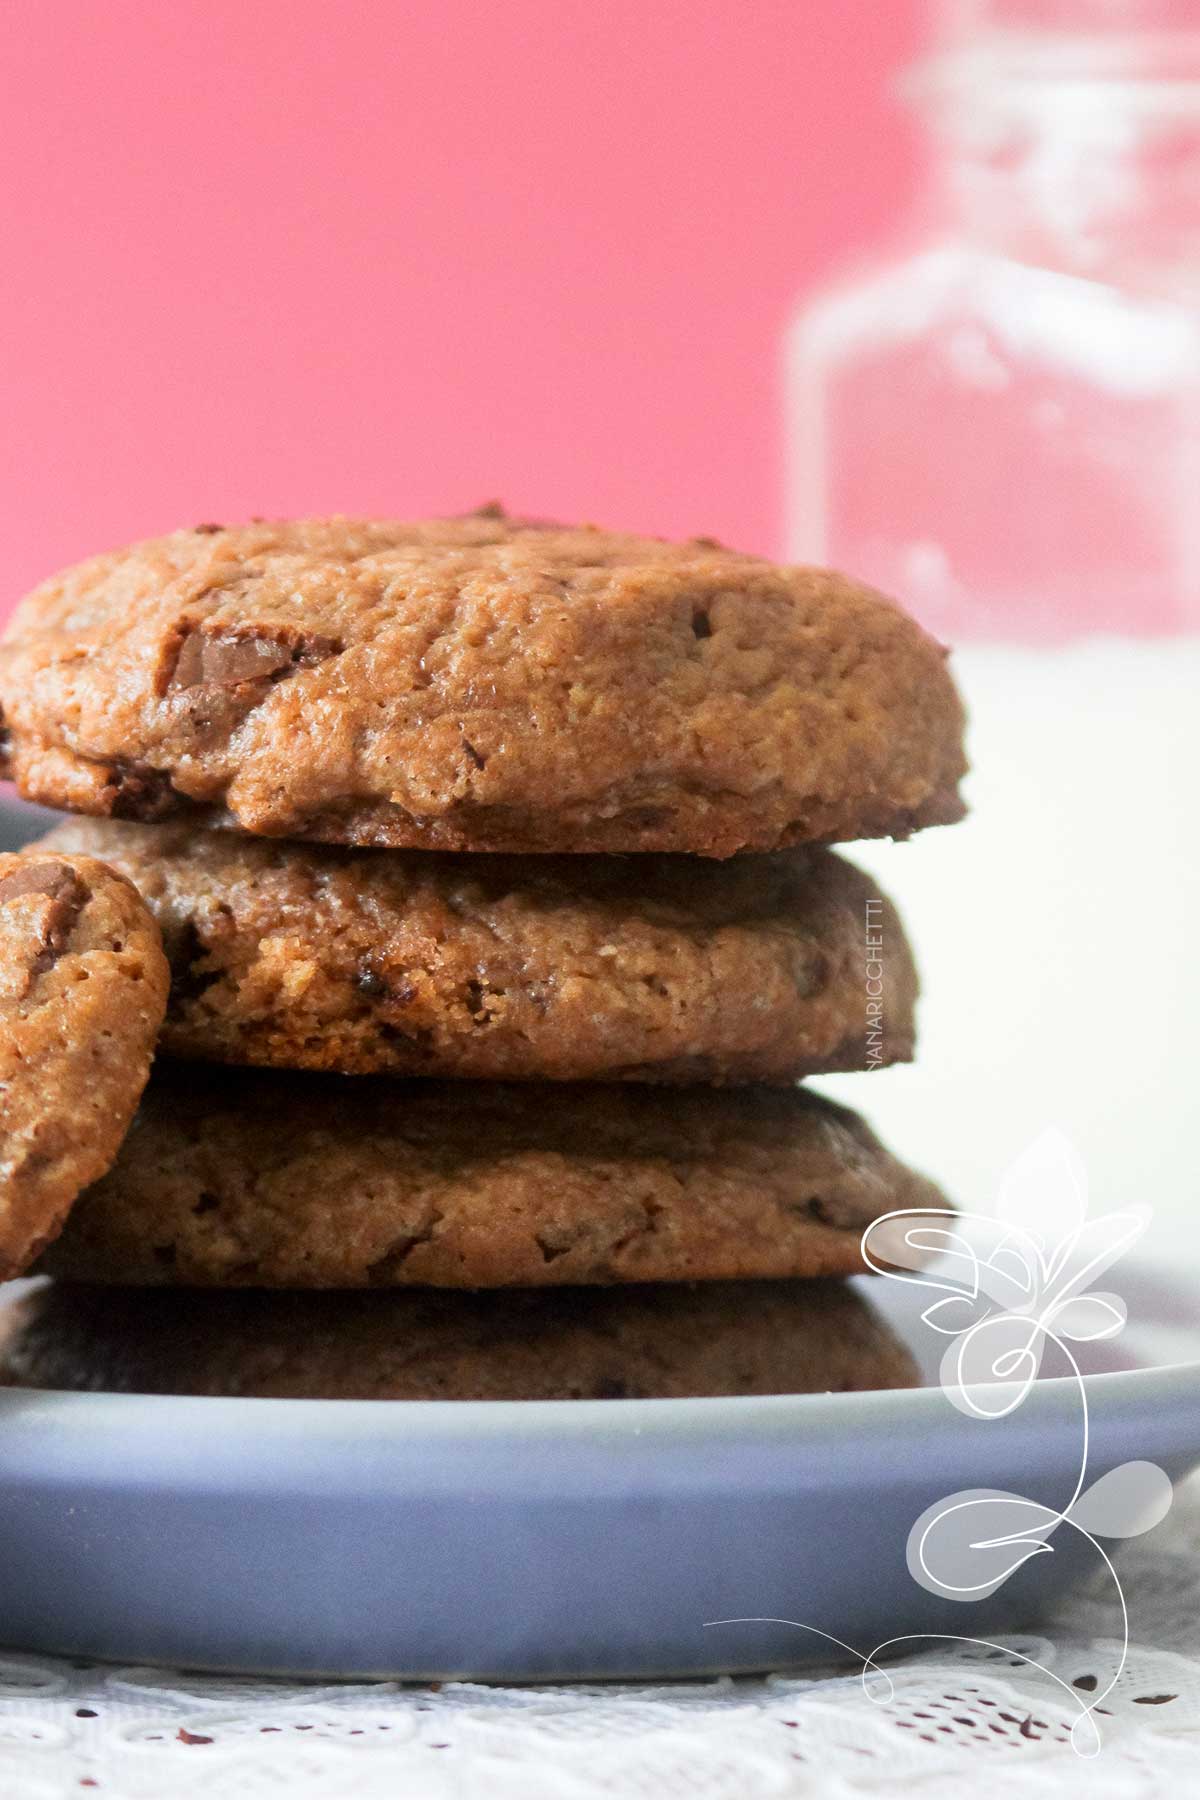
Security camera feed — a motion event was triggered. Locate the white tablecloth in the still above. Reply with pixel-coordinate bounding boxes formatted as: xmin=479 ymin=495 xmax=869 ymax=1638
xmin=5 ymin=1477 xmax=1200 ymax=1798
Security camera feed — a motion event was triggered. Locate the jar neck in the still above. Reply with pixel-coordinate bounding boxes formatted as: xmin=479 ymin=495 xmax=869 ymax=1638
xmin=908 ymin=38 xmax=1200 ymax=280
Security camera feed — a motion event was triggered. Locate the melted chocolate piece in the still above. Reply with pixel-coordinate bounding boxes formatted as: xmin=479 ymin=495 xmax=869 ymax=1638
xmin=168 ymin=627 xmax=339 ymax=692
xmin=461 ymin=501 xmax=566 ymax=531
xmin=107 ymin=761 xmax=177 ymax=822
xmin=0 ymin=859 xmax=88 ymax=976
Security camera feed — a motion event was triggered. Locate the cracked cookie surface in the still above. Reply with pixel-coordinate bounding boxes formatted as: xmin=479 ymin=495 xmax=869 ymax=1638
xmin=0 ymin=1278 xmax=920 ymax=1399
xmin=0 ymin=852 xmax=169 ymax=1278
xmin=39 ymin=818 xmax=918 ymax=1085
xmin=0 ymin=510 xmax=966 ymax=856
xmin=37 ymin=1064 xmax=950 ymax=1288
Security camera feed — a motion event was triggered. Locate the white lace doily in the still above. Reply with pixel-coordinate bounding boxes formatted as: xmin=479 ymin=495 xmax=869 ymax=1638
xmin=6 ymin=1479 xmax=1200 ymax=1798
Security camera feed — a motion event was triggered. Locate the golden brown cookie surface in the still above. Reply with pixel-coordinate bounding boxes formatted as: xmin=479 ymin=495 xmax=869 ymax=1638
xmin=0 ymin=1279 xmax=920 ymax=1399
xmin=0 ymin=511 xmax=966 ymax=856
xmin=37 ymin=1065 xmax=950 ymax=1289
xmin=39 ymin=819 xmax=918 ymax=1085
xmin=0 ymin=852 xmax=169 ymax=1279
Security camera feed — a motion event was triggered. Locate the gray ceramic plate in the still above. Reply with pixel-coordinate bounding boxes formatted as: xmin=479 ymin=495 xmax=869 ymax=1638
xmin=3 ymin=1268 xmax=1200 ymax=1681
xmin=3 ymin=797 xmax=1200 ymax=1679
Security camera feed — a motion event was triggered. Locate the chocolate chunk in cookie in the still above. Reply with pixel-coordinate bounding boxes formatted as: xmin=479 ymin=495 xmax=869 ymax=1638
xmin=165 ymin=623 xmax=340 ymax=692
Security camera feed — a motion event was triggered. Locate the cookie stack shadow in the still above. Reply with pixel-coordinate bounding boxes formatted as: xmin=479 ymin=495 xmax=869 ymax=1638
xmin=0 ymin=511 xmax=967 ymax=1400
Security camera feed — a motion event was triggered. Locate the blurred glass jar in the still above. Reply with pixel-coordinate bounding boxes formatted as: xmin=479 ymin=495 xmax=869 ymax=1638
xmin=787 ymin=0 xmax=1200 ymax=636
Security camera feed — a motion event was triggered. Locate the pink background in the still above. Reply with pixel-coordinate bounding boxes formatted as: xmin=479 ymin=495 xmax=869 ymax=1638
xmin=0 ymin=0 xmax=922 ymax=616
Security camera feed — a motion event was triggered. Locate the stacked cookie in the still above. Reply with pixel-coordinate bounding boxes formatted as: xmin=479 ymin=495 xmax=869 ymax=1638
xmin=0 ymin=510 xmax=965 ymax=1400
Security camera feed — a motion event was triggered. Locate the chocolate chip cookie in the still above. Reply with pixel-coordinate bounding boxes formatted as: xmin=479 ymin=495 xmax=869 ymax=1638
xmin=39 ymin=819 xmax=918 ymax=1085
xmin=0 ymin=510 xmax=967 ymax=856
xmin=0 ymin=1278 xmax=920 ymax=1399
xmin=0 ymin=852 xmax=169 ymax=1279
xmin=37 ymin=1065 xmax=949 ymax=1288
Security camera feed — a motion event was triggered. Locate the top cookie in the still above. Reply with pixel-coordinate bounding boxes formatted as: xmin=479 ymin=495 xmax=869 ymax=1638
xmin=0 ymin=510 xmax=967 ymax=856
xmin=0 ymin=851 xmax=169 ymax=1279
